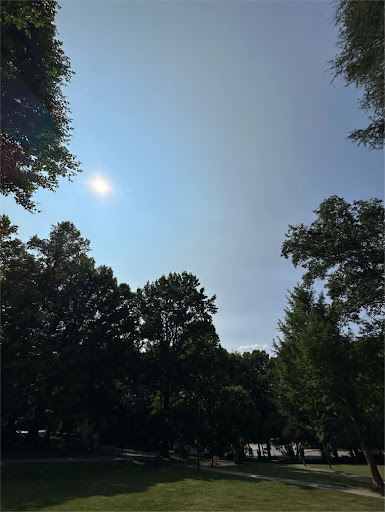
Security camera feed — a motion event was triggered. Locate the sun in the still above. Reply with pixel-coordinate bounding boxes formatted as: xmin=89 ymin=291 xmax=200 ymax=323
xmin=91 ymin=177 xmax=111 ymax=195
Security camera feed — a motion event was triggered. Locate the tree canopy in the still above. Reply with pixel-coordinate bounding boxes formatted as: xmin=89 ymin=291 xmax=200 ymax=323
xmin=2 ymin=220 xmax=281 ymax=463
xmin=274 ymin=285 xmax=384 ymax=489
xmin=281 ymin=195 xmax=384 ymax=335
xmin=279 ymin=196 xmax=384 ymax=489
xmin=331 ymin=0 xmax=384 ymax=149
xmin=138 ymin=272 xmax=218 ymax=456
xmin=2 ymin=215 xmax=384 ymax=487
xmin=1 ymin=0 xmax=80 ymax=211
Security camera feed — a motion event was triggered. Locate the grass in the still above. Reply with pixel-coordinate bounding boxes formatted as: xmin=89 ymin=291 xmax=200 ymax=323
xmin=309 ymin=463 xmax=385 ymax=479
xmin=226 ymin=461 xmax=384 ymax=489
xmin=2 ymin=460 xmax=384 ymax=511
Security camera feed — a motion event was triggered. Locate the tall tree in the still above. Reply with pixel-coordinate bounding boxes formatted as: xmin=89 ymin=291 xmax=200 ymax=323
xmin=282 ymin=196 xmax=384 ymax=336
xmin=1 ymin=221 xmax=139 ymax=446
xmin=27 ymin=222 xmax=139 ymax=440
xmin=274 ymin=286 xmax=384 ymax=489
xmin=138 ymin=272 xmax=218 ymax=457
xmin=330 ymin=0 xmax=384 ymax=149
xmin=213 ymin=385 xmax=257 ymax=463
xmin=1 ymin=216 xmax=43 ymax=444
xmin=228 ymin=350 xmax=273 ymax=452
xmin=1 ymin=1 xmax=80 ymax=211
xmin=281 ymin=197 xmax=384 ymax=487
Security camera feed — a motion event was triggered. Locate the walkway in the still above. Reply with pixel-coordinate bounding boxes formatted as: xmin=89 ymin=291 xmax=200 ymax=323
xmin=182 ymin=464 xmax=384 ymax=499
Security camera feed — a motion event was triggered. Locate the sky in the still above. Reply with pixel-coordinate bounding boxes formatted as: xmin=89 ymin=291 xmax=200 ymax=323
xmin=3 ymin=1 xmax=383 ymax=354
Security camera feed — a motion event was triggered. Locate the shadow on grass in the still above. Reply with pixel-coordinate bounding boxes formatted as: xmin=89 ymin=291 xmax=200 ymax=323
xmin=2 ymin=460 xmax=253 ymax=511
xmin=230 ymin=461 xmax=377 ymax=486
xmin=2 ymin=459 xmax=383 ymax=511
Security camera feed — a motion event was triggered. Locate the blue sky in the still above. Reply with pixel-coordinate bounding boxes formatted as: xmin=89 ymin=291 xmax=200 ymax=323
xmin=4 ymin=1 xmax=383 ymax=354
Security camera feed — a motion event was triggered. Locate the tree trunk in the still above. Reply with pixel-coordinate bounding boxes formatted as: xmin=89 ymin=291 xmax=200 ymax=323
xmin=322 ymin=444 xmax=332 ymax=469
xmin=352 ymin=416 xmax=384 ymax=490
xmin=27 ymin=426 xmax=40 ymax=448
xmin=287 ymin=444 xmax=295 ymax=462
xmin=234 ymin=442 xmax=244 ymax=464
xmin=160 ymin=391 xmax=170 ymax=458
xmin=266 ymin=439 xmax=272 ymax=460
xmin=44 ymin=427 xmax=51 ymax=443
xmin=295 ymin=442 xmax=300 ymax=464
xmin=29 ymin=403 xmax=46 ymax=449
xmin=349 ymin=448 xmax=356 ymax=463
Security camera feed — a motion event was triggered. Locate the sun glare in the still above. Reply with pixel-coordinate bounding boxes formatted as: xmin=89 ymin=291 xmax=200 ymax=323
xmin=91 ymin=177 xmax=111 ymax=195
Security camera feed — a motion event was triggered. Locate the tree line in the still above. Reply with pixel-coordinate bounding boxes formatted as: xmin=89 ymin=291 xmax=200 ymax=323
xmin=2 ymin=194 xmax=384 ymax=488
xmin=1 ymin=216 xmax=267 ymax=461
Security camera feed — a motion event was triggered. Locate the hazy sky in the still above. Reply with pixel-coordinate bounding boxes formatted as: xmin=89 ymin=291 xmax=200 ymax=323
xmin=4 ymin=1 xmax=383 ymax=354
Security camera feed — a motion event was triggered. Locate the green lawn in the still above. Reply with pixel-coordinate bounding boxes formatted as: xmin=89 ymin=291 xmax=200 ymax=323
xmin=2 ymin=460 xmax=383 ymax=511
xmin=309 ymin=463 xmax=385 ymax=479
xmin=227 ymin=461 xmax=384 ymax=489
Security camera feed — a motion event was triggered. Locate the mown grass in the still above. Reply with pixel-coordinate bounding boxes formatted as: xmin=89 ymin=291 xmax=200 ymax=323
xmin=227 ymin=461 xmax=384 ymax=489
xmin=2 ymin=460 xmax=383 ymax=511
xmin=309 ymin=463 xmax=385 ymax=479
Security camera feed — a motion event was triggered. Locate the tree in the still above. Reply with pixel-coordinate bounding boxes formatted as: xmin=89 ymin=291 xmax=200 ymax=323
xmin=1 ymin=216 xmax=44 ymax=445
xmin=27 ymin=222 xmax=140 ymax=442
xmin=330 ymin=0 xmax=384 ymax=149
xmin=1 ymin=221 xmax=140 ymax=447
xmin=1 ymin=1 xmax=80 ymax=211
xmin=138 ymin=272 xmax=218 ymax=457
xmin=281 ymin=197 xmax=384 ymax=488
xmin=213 ymin=385 xmax=257 ymax=463
xmin=274 ymin=286 xmax=384 ymax=489
xmin=281 ymin=196 xmax=384 ymax=336
xmin=227 ymin=350 xmax=274 ymax=455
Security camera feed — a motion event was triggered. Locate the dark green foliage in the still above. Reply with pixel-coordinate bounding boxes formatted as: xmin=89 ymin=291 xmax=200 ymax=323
xmin=331 ymin=0 xmax=384 ymax=149
xmin=274 ymin=287 xmax=351 ymax=419
xmin=1 ymin=221 xmax=140 ymax=445
xmin=1 ymin=216 xmax=44 ymax=442
xmin=5 ymin=197 xmax=382 ymax=482
xmin=274 ymin=285 xmax=384 ymax=488
xmin=2 ymin=227 xmax=273 ymax=458
xmin=282 ymin=196 xmax=384 ymax=335
xmin=226 ymin=350 xmax=274 ymax=448
xmin=280 ymin=196 xmax=384 ymax=488
xmin=138 ymin=272 xmax=219 ymax=456
xmin=1 ymin=1 xmax=80 ymax=211
xmin=209 ymin=385 xmax=257 ymax=462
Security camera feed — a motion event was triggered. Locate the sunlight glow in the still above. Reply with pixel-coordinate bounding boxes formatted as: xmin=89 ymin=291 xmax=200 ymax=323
xmin=91 ymin=177 xmax=111 ymax=195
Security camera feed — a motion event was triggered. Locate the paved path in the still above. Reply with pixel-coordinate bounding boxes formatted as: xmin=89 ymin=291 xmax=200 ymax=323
xmin=182 ymin=464 xmax=384 ymax=500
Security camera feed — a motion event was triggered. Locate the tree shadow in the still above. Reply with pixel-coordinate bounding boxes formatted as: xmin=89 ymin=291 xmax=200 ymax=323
xmin=218 ymin=461 xmax=378 ymax=488
xmin=2 ymin=459 xmax=382 ymax=511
